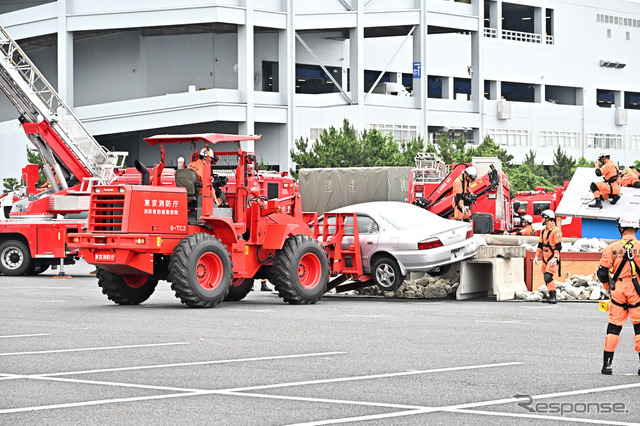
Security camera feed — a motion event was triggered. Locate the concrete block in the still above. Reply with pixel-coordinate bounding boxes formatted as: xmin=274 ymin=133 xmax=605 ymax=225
xmin=458 ymin=257 xmax=526 ymax=301
xmin=475 ymin=245 xmax=526 ymax=259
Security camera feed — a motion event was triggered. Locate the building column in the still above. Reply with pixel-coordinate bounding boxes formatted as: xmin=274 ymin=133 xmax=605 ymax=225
xmin=442 ymin=77 xmax=453 ymax=100
xmin=283 ymin=0 xmax=295 ymax=172
xmin=350 ymin=0 xmax=365 ymax=130
xmin=413 ymin=7 xmax=427 ymax=137
xmin=238 ymin=0 xmax=255 ymax=151
xmin=472 ymin=0 xmax=483 ymax=144
xmin=57 ymin=0 xmax=73 ymax=107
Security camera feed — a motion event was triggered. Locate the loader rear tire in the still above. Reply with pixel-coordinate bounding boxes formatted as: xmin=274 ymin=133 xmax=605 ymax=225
xmin=224 ymin=277 xmax=254 ymax=301
xmin=271 ymin=235 xmax=328 ymax=305
xmin=0 ymin=240 xmax=32 ymax=276
xmin=97 ymin=269 xmax=158 ymax=305
xmin=169 ymin=233 xmax=232 ymax=308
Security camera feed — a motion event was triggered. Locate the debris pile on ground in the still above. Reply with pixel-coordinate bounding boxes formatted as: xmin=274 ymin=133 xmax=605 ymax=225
xmin=352 ymin=275 xmax=460 ymax=299
xmin=515 ymin=274 xmax=607 ymax=302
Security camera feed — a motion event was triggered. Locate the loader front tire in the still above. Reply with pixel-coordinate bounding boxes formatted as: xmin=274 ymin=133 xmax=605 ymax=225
xmin=169 ymin=233 xmax=232 ymax=308
xmin=224 ymin=277 xmax=254 ymax=301
xmin=97 ymin=269 xmax=158 ymax=305
xmin=271 ymin=235 xmax=328 ymax=305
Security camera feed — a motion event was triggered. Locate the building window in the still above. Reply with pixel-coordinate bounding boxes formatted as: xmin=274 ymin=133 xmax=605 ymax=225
xmin=428 ymin=76 xmax=443 ymax=99
xmin=627 ymin=31 xmax=631 ymax=41
xmin=607 ymin=29 xmax=612 ymax=38
xmin=540 ymin=131 xmax=579 ymax=148
xmin=631 ymin=135 xmax=640 ymax=151
xmin=262 ymin=61 xmax=279 ymax=92
xmin=295 ymin=64 xmax=341 ymax=94
xmin=625 ymin=91 xmax=640 ymax=110
xmin=501 ymin=82 xmax=535 ymax=103
xmin=597 ymin=89 xmax=615 ymax=108
xmin=368 ymin=123 xmax=419 ymax=142
xmin=586 ymin=133 xmax=623 ymax=150
xmin=486 ymin=129 xmax=529 ymax=147
xmin=309 ymin=128 xmax=326 ymax=141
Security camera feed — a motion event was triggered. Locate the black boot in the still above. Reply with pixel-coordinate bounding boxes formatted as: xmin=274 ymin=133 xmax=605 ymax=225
xmin=548 ymin=290 xmax=557 ymax=304
xmin=602 ymin=351 xmax=614 ymax=375
xmin=637 ymin=353 xmax=640 ymax=376
xmin=611 ymin=194 xmax=621 ymax=205
xmin=589 ymin=197 xmax=603 ymax=208
xmin=260 ymin=281 xmax=271 ymax=291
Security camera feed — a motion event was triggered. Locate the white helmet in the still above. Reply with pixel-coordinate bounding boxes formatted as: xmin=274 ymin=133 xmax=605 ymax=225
xmin=618 ymin=212 xmax=640 ymax=229
xmin=541 ymin=209 xmax=555 ymax=221
xmin=464 ymin=166 xmax=477 ymax=180
xmin=599 ymin=149 xmax=611 ymax=158
xmin=523 ymin=215 xmax=533 ymax=224
xmin=200 ymin=147 xmax=213 ymax=158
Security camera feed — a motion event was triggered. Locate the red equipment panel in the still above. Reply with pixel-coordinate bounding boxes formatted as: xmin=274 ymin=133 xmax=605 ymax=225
xmin=36 ymin=227 xmax=66 ymax=258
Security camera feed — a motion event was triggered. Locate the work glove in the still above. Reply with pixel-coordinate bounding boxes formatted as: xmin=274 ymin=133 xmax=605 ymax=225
xmin=548 ymin=257 xmax=557 ymax=268
xmin=533 ymin=256 xmax=538 ymax=265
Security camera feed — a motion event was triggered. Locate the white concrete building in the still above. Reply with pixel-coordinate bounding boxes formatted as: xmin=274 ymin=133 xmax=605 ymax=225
xmin=0 ymin=0 xmax=639 ymax=180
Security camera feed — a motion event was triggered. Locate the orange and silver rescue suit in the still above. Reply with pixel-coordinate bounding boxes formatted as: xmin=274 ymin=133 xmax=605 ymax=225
xmin=452 ymin=175 xmax=473 ymax=221
xmin=535 ymin=224 xmax=562 ymax=291
xmin=187 ymin=159 xmax=204 ymax=184
xmin=511 ymin=224 xmax=534 ymax=236
xmin=619 ymin=168 xmax=640 ymax=188
xmin=592 ymin=158 xmax=621 ymax=200
xmin=598 ymin=239 xmax=640 ymax=355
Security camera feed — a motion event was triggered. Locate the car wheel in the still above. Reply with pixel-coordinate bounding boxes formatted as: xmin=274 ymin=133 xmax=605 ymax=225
xmin=427 ymin=264 xmax=451 ymax=277
xmin=372 ymin=256 xmax=404 ymax=292
xmin=0 ymin=240 xmax=32 ymax=276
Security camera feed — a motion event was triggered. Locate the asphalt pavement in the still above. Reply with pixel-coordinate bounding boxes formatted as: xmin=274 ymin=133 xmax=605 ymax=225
xmin=1 ymin=260 xmax=639 ymax=425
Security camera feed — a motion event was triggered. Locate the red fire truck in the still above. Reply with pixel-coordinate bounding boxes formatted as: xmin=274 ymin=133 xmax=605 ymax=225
xmin=409 ymin=154 xmax=513 ymax=234
xmin=512 ymin=183 xmax=582 ymax=237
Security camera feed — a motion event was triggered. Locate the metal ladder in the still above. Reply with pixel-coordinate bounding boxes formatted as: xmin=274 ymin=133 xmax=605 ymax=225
xmin=0 ymin=25 xmax=126 ymax=185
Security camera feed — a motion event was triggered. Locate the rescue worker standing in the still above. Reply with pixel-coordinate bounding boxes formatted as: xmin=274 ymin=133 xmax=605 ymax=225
xmin=511 ymin=215 xmax=535 ymax=236
xmin=619 ymin=167 xmax=640 ymax=188
xmin=589 ymin=149 xmax=621 ymax=208
xmin=534 ymin=210 xmax=562 ymax=304
xmin=453 ymin=166 xmax=477 ymax=221
xmin=596 ymin=212 xmax=640 ymax=375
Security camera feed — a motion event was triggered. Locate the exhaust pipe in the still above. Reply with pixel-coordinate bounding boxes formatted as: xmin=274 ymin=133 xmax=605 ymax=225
xmin=134 ymin=160 xmax=149 ymax=185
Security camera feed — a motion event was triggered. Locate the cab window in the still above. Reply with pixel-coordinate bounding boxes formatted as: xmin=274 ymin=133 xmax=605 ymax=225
xmin=533 ymin=202 xmax=551 ymax=216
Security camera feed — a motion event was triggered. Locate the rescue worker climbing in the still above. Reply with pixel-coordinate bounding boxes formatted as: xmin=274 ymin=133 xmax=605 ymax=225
xmin=596 ymin=212 xmax=640 ymax=375
xmin=619 ymin=167 xmax=640 ymax=188
xmin=589 ymin=149 xmax=621 ymax=208
xmin=511 ymin=215 xmax=535 ymax=236
xmin=452 ymin=166 xmax=477 ymax=221
xmin=534 ymin=209 xmax=562 ymax=304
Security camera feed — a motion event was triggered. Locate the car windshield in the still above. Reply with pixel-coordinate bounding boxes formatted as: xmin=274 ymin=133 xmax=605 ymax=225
xmin=376 ymin=203 xmax=437 ymax=230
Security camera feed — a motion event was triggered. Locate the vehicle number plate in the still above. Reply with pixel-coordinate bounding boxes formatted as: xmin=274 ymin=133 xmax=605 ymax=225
xmin=451 ymin=247 xmax=462 ymax=260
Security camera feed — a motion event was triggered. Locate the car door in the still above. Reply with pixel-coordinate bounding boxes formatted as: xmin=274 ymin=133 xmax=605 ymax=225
xmin=355 ymin=214 xmax=380 ymax=273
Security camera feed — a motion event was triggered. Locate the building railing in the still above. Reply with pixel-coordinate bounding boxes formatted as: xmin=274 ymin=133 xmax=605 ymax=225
xmin=483 ymin=28 xmax=555 ymax=45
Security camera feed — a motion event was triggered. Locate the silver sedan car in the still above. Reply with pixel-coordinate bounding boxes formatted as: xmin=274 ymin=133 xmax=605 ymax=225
xmin=321 ymin=201 xmax=480 ymax=292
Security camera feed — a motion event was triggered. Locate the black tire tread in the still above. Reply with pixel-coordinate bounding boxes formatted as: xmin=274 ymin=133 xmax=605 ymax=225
xmin=96 ymin=268 xmax=158 ymax=305
xmin=168 ymin=233 xmax=232 ymax=308
xmin=224 ymin=278 xmax=254 ymax=301
xmin=271 ymin=235 xmax=328 ymax=305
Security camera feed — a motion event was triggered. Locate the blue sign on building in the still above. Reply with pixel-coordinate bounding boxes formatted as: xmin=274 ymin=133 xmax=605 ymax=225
xmin=413 ymin=62 xmax=421 ymax=78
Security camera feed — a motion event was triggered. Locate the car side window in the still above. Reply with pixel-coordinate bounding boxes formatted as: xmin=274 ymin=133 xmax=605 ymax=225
xmin=356 ymin=215 xmax=379 ymax=234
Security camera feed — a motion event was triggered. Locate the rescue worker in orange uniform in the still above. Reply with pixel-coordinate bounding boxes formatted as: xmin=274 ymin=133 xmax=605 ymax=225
xmin=187 ymin=147 xmax=213 ymax=185
xmin=596 ymin=212 xmax=640 ymax=375
xmin=534 ymin=209 xmax=562 ymax=304
xmin=619 ymin=168 xmax=640 ymax=188
xmin=452 ymin=166 xmax=477 ymax=221
xmin=511 ymin=215 xmax=535 ymax=236
xmin=589 ymin=149 xmax=621 ymax=208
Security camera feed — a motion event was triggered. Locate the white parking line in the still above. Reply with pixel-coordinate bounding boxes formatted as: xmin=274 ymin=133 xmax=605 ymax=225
xmin=0 ymin=342 xmax=189 ymax=356
xmin=345 ymin=315 xmax=394 ymax=318
xmin=222 ymin=362 xmax=523 ymax=392
xmin=0 ymin=333 xmax=50 ymax=339
xmin=38 ymin=352 xmax=346 ymax=377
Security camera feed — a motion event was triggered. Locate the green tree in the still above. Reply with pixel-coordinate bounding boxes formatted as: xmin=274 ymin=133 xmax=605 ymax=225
xmin=548 ymin=146 xmax=576 ymax=186
xmin=470 ymin=135 xmax=514 ymax=169
xmin=398 ymin=136 xmax=427 ymax=166
xmin=520 ymin=149 xmax=549 ymax=181
xmin=508 ymin=165 xmax=555 ymax=196
xmin=26 ymin=147 xmax=47 ymax=186
xmin=572 ymin=157 xmax=595 ymax=175
xmin=2 ymin=177 xmax=19 ymax=194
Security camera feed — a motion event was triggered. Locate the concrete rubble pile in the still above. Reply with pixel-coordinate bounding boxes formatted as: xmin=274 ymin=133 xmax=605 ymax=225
xmin=352 ymin=275 xmax=459 ymax=299
xmin=515 ymin=274 xmax=607 ymax=302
